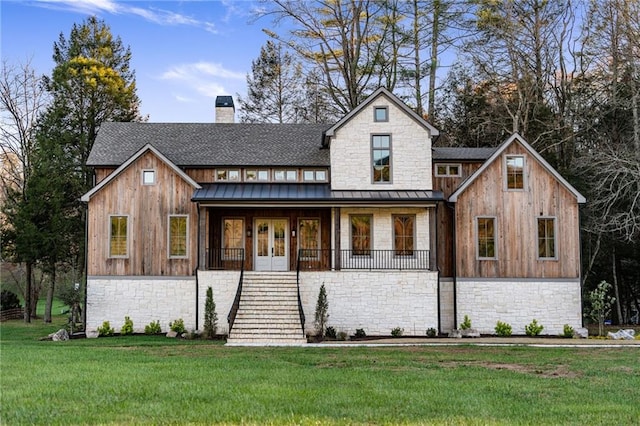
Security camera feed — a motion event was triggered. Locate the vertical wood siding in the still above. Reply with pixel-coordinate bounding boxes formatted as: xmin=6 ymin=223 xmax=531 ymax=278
xmin=87 ymin=151 xmax=198 ymax=276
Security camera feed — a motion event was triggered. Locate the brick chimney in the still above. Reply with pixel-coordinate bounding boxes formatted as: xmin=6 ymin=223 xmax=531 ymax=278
xmin=215 ymin=96 xmax=235 ymax=123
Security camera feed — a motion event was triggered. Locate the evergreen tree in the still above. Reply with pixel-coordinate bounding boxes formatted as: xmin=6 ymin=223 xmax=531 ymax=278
xmin=314 ymin=283 xmax=329 ymax=340
xmin=204 ymin=287 xmax=218 ymax=339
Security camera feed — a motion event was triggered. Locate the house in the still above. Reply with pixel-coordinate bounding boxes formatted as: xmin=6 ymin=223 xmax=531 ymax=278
xmin=81 ymin=88 xmax=585 ymax=341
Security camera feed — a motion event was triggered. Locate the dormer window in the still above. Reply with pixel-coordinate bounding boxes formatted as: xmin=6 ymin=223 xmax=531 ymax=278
xmin=374 ymin=106 xmax=388 ymax=122
xmin=505 ymin=155 xmax=525 ymax=190
xmin=435 ymin=164 xmax=461 ymax=177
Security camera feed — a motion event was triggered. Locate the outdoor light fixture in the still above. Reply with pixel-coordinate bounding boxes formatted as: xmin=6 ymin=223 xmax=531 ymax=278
xmin=291 ymin=229 xmax=296 ymax=238
xmin=247 ymin=225 xmax=252 ymax=238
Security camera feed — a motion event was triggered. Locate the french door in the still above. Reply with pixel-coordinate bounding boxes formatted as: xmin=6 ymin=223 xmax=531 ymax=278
xmin=254 ymin=218 xmax=288 ymax=271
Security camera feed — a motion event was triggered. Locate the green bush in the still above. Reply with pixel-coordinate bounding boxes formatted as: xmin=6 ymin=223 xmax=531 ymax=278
xmin=1 ymin=290 xmax=21 ymax=311
xmin=337 ymin=331 xmax=348 ymax=341
xmin=426 ymin=327 xmax=437 ymax=338
xmin=460 ymin=315 xmax=472 ymax=330
xmin=169 ymin=318 xmax=185 ymax=333
xmin=144 ymin=320 xmax=162 ymax=335
xmin=391 ymin=327 xmax=404 ymax=337
xmin=314 ymin=284 xmax=329 ymax=339
xmin=97 ymin=321 xmax=114 ymax=337
xmin=354 ymin=328 xmax=366 ymax=338
xmin=562 ymin=324 xmax=574 ymax=338
xmin=495 ymin=321 xmax=512 ymax=337
xmin=525 ymin=319 xmax=544 ymax=337
xmin=203 ymin=287 xmax=218 ymax=339
xmin=120 ymin=316 xmax=134 ymax=335
xmin=325 ymin=326 xmax=337 ymax=339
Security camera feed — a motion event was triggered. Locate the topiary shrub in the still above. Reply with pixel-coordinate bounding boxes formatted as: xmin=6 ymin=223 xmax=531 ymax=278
xmin=1 ymin=290 xmax=21 ymax=311
xmin=120 ymin=316 xmax=134 ymax=335
xmin=495 ymin=321 xmax=512 ymax=337
xmin=391 ymin=327 xmax=404 ymax=337
xmin=97 ymin=321 xmax=115 ymax=337
xmin=354 ymin=328 xmax=366 ymax=338
xmin=203 ymin=287 xmax=218 ymax=339
xmin=426 ymin=327 xmax=437 ymax=338
xmin=314 ymin=284 xmax=329 ymax=340
xmin=460 ymin=315 xmax=472 ymax=330
xmin=145 ymin=320 xmax=162 ymax=335
xmin=525 ymin=319 xmax=544 ymax=337
xmin=562 ymin=324 xmax=574 ymax=338
xmin=169 ymin=318 xmax=185 ymax=333
xmin=325 ymin=326 xmax=337 ymax=339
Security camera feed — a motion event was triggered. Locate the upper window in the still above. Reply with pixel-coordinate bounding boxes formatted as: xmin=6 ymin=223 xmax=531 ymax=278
xmin=109 ymin=215 xmax=128 ymax=258
xmin=168 ymin=215 xmax=188 ymax=258
xmin=223 ymin=218 xmax=244 ymax=259
xmin=142 ymin=170 xmax=155 ymax=185
xmin=245 ymin=169 xmax=270 ymax=182
xmin=303 ymin=170 xmax=328 ymax=182
xmin=477 ymin=217 xmax=496 ymax=259
xmin=537 ymin=217 xmax=556 ymax=259
xmin=217 ymin=169 xmax=240 ymax=182
xmin=374 ymin=106 xmax=388 ymax=122
xmin=372 ymin=135 xmax=391 ymax=183
xmin=435 ymin=164 xmax=461 ymax=177
xmin=351 ymin=215 xmax=372 ymax=255
xmin=505 ymin=155 xmax=525 ymax=190
xmin=393 ymin=215 xmax=415 ymax=256
xmin=298 ymin=218 xmax=320 ymax=259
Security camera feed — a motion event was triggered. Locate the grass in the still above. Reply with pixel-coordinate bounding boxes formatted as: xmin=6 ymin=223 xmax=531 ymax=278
xmin=1 ymin=318 xmax=639 ymax=425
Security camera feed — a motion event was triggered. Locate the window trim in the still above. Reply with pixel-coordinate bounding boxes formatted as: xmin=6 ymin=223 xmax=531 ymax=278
xmin=434 ymin=163 xmax=462 ymax=177
xmin=504 ymin=155 xmax=526 ymax=191
xmin=168 ymin=215 xmax=189 ymax=259
xmin=350 ymin=214 xmax=373 ymax=256
xmin=374 ymin=106 xmax=389 ymax=122
xmin=108 ymin=215 xmax=129 ymax=258
xmin=537 ymin=216 xmax=557 ymax=260
xmin=476 ymin=216 xmax=497 ymax=260
xmin=142 ymin=169 xmax=156 ymax=185
xmin=298 ymin=218 xmax=321 ymax=260
xmin=392 ymin=214 xmax=416 ymax=257
xmin=371 ymin=134 xmax=392 ymax=184
xmin=222 ymin=217 xmax=244 ymax=260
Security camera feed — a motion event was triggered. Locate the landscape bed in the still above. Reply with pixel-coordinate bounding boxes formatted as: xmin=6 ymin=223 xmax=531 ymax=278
xmin=1 ymin=318 xmax=639 ymax=425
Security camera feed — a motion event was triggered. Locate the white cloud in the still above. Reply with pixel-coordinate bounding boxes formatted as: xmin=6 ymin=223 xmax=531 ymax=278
xmin=160 ymin=62 xmax=245 ymax=98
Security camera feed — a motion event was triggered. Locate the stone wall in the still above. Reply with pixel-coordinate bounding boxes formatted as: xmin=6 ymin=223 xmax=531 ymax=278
xmin=299 ymin=271 xmax=439 ymax=336
xmin=439 ymin=278 xmax=455 ymax=333
xmin=455 ymin=278 xmax=582 ymax=335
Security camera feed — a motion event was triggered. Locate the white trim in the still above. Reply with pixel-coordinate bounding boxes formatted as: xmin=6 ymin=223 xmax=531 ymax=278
xmin=449 ymin=133 xmax=586 ymax=203
xmin=81 ymin=144 xmax=200 ymax=202
xmin=168 ymin=214 xmax=189 ymax=259
xmin=108 ymin=214 xmax=129 ymax=258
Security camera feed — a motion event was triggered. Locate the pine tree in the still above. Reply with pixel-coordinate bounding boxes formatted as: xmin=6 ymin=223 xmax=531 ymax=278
xmin=314 ymin=283 xmax=329 ymax=340
xmin=204 ymin=287 xmax=218 ymax=339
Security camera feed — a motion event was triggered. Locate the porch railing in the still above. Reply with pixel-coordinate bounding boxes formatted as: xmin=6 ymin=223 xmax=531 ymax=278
xmin=226 ymin=249 xmax=245 ymax=333
xmin=295 ymin=254 xmax=306 ymax=333
xmin=298 ymin=249 xmax=431 ymax=271
xmin=209 ymin=248 xmax=244 ymax=270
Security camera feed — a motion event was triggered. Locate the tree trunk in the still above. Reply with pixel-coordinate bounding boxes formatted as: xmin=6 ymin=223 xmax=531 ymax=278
xmin=612 ymin=247 xmax=623 ymax=324
xmin=24 ymin=262 xmax=32 ymax=323
xmin=44 ymin=267 xmax=55 ymax=323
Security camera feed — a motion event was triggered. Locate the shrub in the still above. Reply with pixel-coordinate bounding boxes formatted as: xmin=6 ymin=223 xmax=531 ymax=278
xmin=525 ymin=319 xmax=544 ymax=337
xmin=203 ymin=287 xmax=218 ymax=339
xmin=426 ymin=327 xmax=437 ymax=338
xmin=145 ymin=320 xmax=162 ymax=335
xmin=0 ymin=290 xmax=21 ymax=311
xmin=495 ymin=321 xmax=512 ymax=337
xmin=562 ymin=324 xmax=574 ymax=338
xmin=325 ymin=326 xmax=337 ymax=339
xmin=97 ymin=321 xmax=114 ymax=337
xmin=354 ymin=328 xmax=366 ymax=338
xmin=460 ymin=315 xmax=472 ymax=330
xmin=314 ymin=284 xmax=329 ymax=339
xmin=169 ymin=318 xmax=185 ymax=333
xmin=391 ymin=327 xmax=404 ymax=337
xmin=120 ymin=316 xmax=134 ymax=335
xmin=588 ymin=280 xmax=615 ymax=337
xmin=337 ymin=331 xmax=348 ymax=341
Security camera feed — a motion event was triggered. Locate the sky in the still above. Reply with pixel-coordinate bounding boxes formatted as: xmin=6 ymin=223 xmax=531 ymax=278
xmin=1 ymin=0 xmax=276 ymax=122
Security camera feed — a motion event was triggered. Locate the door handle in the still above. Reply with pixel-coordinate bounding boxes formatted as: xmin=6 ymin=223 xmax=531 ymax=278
xmin=271 ymin=247 xmax=274 ymax=255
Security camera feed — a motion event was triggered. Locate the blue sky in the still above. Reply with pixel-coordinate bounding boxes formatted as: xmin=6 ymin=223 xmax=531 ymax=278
xmin=1 ymin=0 xmax=273 ymax=122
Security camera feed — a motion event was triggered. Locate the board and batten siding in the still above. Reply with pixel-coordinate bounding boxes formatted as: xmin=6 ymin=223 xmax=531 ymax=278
xmin=455 ymin=142 xmax=581 ymax=279
xmin=87 ymin=151 xmax=198 ymax=276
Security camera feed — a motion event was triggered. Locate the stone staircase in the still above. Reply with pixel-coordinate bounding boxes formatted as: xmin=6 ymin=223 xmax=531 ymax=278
xmin=226 ymin=272 xmax=307 ymax=345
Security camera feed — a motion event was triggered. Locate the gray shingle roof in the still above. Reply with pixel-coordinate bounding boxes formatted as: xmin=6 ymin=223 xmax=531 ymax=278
xmin=432 ymin=147 xmax=497 ymax=161
xmin=87 ymin=122 xmax=331 ymax=167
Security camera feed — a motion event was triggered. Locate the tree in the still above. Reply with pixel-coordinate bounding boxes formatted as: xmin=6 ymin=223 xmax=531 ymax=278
xmin=589 ymin=281 xmax=616 ymax=336
xmin=314 ymin=283 xmax=329 ymax=340
xmin=203 ymin=286 xmax=218 ymax=339
xmin=237 ymin=41 xmax=306 ymax=123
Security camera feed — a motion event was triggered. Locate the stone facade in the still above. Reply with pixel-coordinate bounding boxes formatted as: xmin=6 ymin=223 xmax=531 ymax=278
xmin=330 ymin=95 xmax=433 ymax=191
xmin=455 ymin=279 xmax=582 ymax=335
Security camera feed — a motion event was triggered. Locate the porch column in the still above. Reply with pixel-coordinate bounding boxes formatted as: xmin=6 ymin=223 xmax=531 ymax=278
xmin=334 ymin=207 xmax=341 ymax=270
xmin=429 ymin=205 xmax=437 ymax=271
xmin=198 ymin=206 xmax=207 ymax=270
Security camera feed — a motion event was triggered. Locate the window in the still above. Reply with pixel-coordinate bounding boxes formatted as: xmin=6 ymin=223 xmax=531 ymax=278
xmin=303 ymin=170 xmax=314 ymax=181
xmin=538 ymin=218 xmax=556 ymax=259
xmin=303 ymin=170 xmax=328 ymax=182
xmin=223 ymin=218 xmax=244 ymax=259
xmin=274 ymin=170 xmax=297 ymax=181
xmin=286 ymin=170 xmax=297 ymax=181
xmin=315 ymin=170 xmax=327 ymax=181
xmin=351 ymin=215 xmax=372 ymax=255
xmin=257 ymin=170 xmax=269 ymax=181
xmin=274 ymin=170 xmax=285 ymax=181
xmin=142 ymin=170 xmax=155 ymax=185
xmin=393 ymin=215 xmax=415 ymax=256
xmin=109 ymin=215 xmax=128 ymax=257
xmin=372 ymin=135 xmax=391 ymax=183
xmin=298 ymin=218 xmax=320 ymax=259
xmin=245 ymin=170 xmax=257 ymax=181
xmin=506 ymin=155 xmax=525 ymax=189
xmin=168 ymin=215 xmax=188 ymax=258
xmin=216 ymin=169 xmax=240 ymax=181
xmin=477 ymin=217 xmax=496 ymax=259
xmin=435 ymin=164 xmax=461 ymax=177
xmin=374 ymin=106 xmax=388 ymax=122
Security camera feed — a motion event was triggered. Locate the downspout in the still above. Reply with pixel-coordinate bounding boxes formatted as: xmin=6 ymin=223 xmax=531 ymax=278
xmin=195 ymin=204 xmax=201 ymax=331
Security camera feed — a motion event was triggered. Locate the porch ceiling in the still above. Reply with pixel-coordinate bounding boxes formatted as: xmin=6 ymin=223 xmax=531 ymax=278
xmin=192 ymin=183 xmax=444 ymax=206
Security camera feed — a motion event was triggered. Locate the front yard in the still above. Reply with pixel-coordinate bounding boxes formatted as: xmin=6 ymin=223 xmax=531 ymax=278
xmin=1 ymin=318 xmax=639 ymax=425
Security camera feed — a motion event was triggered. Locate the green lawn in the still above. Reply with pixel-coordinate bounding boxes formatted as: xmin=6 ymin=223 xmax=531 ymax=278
xmin=1 ymin=318 xmax=639 ymax=425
